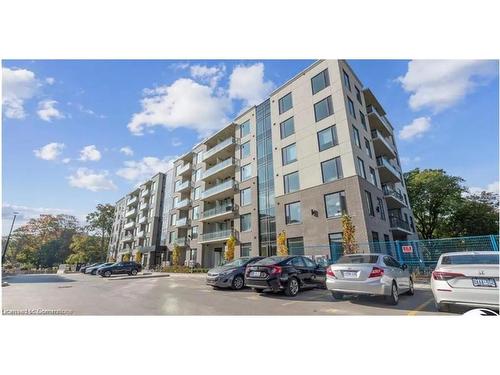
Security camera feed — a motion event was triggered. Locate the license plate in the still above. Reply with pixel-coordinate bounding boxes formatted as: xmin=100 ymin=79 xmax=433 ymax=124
xmin=472 ymin=277 xmax=497 ymax=288
xmin=250 ymin=271 xmax=262 ymax=278
xmin=343 ymin=271 xmax=358 ymax=279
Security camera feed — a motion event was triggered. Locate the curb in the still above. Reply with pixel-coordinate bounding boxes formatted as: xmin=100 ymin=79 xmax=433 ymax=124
xmin=106 ymin=274 xmax=171 ymax=281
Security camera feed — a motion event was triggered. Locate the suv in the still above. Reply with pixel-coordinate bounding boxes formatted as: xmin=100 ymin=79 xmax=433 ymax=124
xmin=97 ymin=261 xmax=142 ymax=277
xmin=245 ymin=256 xmax=326 ymax=297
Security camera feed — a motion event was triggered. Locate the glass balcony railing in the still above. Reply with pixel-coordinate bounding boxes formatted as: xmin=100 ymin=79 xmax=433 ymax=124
xmin=199 ymin=229 xmax=234 ymax=243
xmin=175 ymin=180 xmax=191 ymax=192
xmin=174 ymin=237 xmax=187 ymax=246
xmin=138 ymin=215 xmax=147 ymax=224
xmin=202 ymin=204 xmax=234 ymax=219
xmin=382 ymin=186 xmax=405 ymax=204
xmin=371 ymin=129 xmax=396 ymax=155
xmin=202 ymin=137 xmax=235 ymax=161
xmin=176 ymin=163 xmax=192 ymax=176
xmin=389 ymin=216 xmax=411 ymax=232
xmin=141 ymin=189 xmax=150 ymax=198
xmin=124 ymin=221 xmax=135 ymax=230
xmin=202 ymin=158 xmax=236 ymax=179
xmin=127 ymin=196 xmax=138 ymax=206
xmin=176 ymin=217 xmax=190 ymax=226
xmin=174 ymin=198 xmax=191 ymax=209
xmin=122 ymin=234 xmax=134 ymax=242
xmin=376 ymin=157 xmax=400 ymax=178
xmin=201 ymin=180 xmax=237 ymax=199
xmin=125 ymin=208 xmax=137 ymax=217
xmin=139 ymin=202 xmax=149 ymax=211
xmin=367 ymin=105 xmax=393 ymax=133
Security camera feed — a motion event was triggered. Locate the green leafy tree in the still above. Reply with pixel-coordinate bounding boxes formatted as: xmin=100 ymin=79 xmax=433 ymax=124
xmin=341 ymin=214 xmax=358 ymax=254
xmin=171 ymin=244 xmax=181 ymax=267
xmin=66 ymin=234 xmax=103 ymax=264
xmin=404 ymin=169 xmax=465 ymax=239
xmin=277 ymin=231 xmax=288 ymax=256
xmin=225 ymin=235 xmax=236 ymax=261
xmin=86 ymin=204 xmax=115 ymax=261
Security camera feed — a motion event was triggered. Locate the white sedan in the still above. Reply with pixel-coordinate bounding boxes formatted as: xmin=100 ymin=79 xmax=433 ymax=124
xmin=431 ymin=251 xmax=499 ymax=312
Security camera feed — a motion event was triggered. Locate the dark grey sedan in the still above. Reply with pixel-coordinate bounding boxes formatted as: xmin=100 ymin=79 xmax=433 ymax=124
xmin=207 ymin=256 xmax=264 ymax=290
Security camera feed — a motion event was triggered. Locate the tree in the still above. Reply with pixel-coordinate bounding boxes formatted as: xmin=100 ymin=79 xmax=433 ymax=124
xmin=86 ymin=204 xmax=115 ymax=261
xmin=171 ymin=244 xmax=181 ymax=267
xmin=277 ymin=231 xmax=288 ymax=256
xmin=225 ymin=235 xmax=236 ymax=261
xmin=135 ymin=250 xmax=143 ymax=264
xmin=404 ymin=169 xmax=465 ymax=239
xmin=341 ymin=214 xmax=358 ymax=254
xmin=66 ymin=234 xmax=103 ymax=264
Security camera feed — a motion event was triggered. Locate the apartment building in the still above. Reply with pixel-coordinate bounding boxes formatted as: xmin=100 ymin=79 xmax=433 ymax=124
xmin=108 ymin=172 xmax=169 ymax=268
xmin=167 ymin=60 xmax=418 ymax=268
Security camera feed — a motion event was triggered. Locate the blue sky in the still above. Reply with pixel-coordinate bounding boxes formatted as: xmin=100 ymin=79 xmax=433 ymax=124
xmin=2 ymin=59 xmax=499 ymax=233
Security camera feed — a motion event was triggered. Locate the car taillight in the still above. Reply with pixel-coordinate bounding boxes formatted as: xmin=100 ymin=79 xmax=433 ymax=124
xmin=270 ymin=266 xmax=282 ymax=274
xmin=326 ymin=266 xmax=336 ymax=278
xmin=368 ymin=267 xmax=384 ymax=278
xmin=432 ymin=271 xmax=465 ymax=280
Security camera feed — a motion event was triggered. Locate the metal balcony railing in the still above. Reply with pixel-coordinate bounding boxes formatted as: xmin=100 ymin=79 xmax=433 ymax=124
xmin=382 ymin=185 xmax=405 ymax=204
xmin=389 ymin=216 xmax=411 ymax=232
xmin=202 ymin=137 xmax=235 ymax=162
xmin=202 ymin=204 xmax=235 ymax=219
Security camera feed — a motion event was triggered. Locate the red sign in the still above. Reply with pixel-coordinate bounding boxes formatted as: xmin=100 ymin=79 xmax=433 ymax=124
xmin=402 ymin=245 xmax=413 ymax=254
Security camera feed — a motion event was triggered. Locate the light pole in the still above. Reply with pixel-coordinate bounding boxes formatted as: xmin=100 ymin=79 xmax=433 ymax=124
xmin=2 ymin=211 xmax=19 ymax=264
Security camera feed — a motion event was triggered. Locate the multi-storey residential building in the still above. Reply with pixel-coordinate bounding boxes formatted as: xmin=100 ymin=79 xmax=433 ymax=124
xmin=166 ymin=60 xmax=417 ymax=268
xmin=109 ymin=172 xmax=170 ymax=268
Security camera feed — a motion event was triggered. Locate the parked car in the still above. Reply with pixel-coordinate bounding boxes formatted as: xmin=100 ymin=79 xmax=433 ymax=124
xmin=206 ymin=256 xmax=264 ymax=290
xmin=431 ymin=251 xmax=499 ymax=312
xmin=97 ymin=261 xmax=142 ymax=277
xmin=326 ymin=254 xmax=414 ymax=305
xmin=86 ymin=262 xmax=114 ymax=275
xmin=245 ymin=256 xmax=326 ymax=297
xmin=80 ymin=263 xmax=99 ymax=273
xmin=84 ymin=262 xmax=105 ymax=274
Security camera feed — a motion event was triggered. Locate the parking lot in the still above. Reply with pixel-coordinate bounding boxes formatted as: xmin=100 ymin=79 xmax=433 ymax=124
xmin=2 ymin=272 xmax=451 ymax=315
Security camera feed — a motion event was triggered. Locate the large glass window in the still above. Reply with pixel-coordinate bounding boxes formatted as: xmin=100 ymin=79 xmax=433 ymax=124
xmin=364 ymin=138 xmax=372 ymax=158
xmin=287 ymin=237 xmax=304 ymax=255
xmin=311 ymin=69 xmax=330 ymax=95
xmin=193 ymin=186 xmax=200 ymax=200
xmin=360 ymin=111 xmax=367 ymax=130
xmin=191 ymin=226 xmax=198 ymax=239
xmin=353 ymin=126 xmax=361 ymax=148
xmin=240 ymin=141 xmax=250 ymax=159
xmin=285 ymin=201 xmax=301 ymax=224
xmin=282 ymin=143 xmax=297 ymax=165
xmin=241 ymin=164 xmax=252 ymax=181
xmin=347 ymin=97 xmax=356 ymax=118
xmin=170 ymin=213 xmax=177 ymax=226
xmin=325 ymin=191 xmax=346 ymax=218
xmin=240 ymin=120 xmax=250 ymax=138
xmin=194 ymin=168 xmax=202 ymax=182
xmin=240 ymin=213 xmax=251 ymax=232
xmin=240 ymin=188 xmax=251 ymax=206
xmin=355 ymin=86 xmax=362 ymax=104
xmin=365 ymin=190 xmax=375 ymax=216
xmin=343 ymin=69 xmax=351 ymax=91
xmin=369 ymin=167 xmax=377 ymax=187
xmin=280 ymin=117 xmax=295 ymax=139
xmin=278 ymin=92 xmax=293 ymax=114
xmin=357 ymin=157 xmax=366 ymax=179
xmin=321 ymin=157 xmax=343 ymax=183
xmin=192 ymin=206 xmax=200 ymax=220
xmin=314 ymin=96 xmax=334 ymax=122
xmin=317 ymin=125 xmax=338 ymax=151
xmin=284 ymin=171 xmax=300 ymax=193
xmin=377 ymin=197 xmax=386 ymax=220
xmin=241 ymin=243 xmax=251 ymax=257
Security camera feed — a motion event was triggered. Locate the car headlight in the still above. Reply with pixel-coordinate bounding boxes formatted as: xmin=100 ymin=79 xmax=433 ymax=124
xmin=219 ymin=270 xmax=234 ymax=277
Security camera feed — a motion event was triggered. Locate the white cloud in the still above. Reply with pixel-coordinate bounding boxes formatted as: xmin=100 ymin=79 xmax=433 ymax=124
xmin=399 ymin=117 xmax=431 ymax=140
xmin=398 ymin=60 xmax=497 ymax=112
xmin=400 ymin=156 xmax=422 ymax=165
xmin=33 ymin=142 xmax=65 ymax=161
xmin=469 ymin=181 xmax=500 ymax=195
xmin=2 ymin=67 xmax=40 ymax=119
xmin=45 ymin=77 xmax=55 ymax=85
xmin=190 ymin=64 xmax=225 ymax=87
xmin=127 ymin=78 xmax=231 ymax=137
xmin=62 ymin=158 xmax=71 ymax=164
xmin=79 ymin=145 xmax=102 ymax=161
xmin=68 ymin=168 xmax=116 ymax=192
xmin=116 ymin=156 xmax=175 ymax=183
xmin=2 ymin=202 xmax=74 ymax=232
xmin=119 ymin=146 xmax=134 ymax=156
xmin=171 ymin=137 xmax=182 ymax=147
xmin=37 ymin=99 xmax=65 ymax=122
xmin=229 ymin=63 xmax=275 ymax=106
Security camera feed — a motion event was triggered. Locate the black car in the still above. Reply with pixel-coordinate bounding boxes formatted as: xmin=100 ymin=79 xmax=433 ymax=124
xmin=245 ymin=256 xmax=326 ymax=297
xmin=206 ymin=256 xmax=265 ymax=290
xmin=80 ymin=263 xmax=99 ymax=273
xmin=97 ymin=261 xmax=142 ymax=277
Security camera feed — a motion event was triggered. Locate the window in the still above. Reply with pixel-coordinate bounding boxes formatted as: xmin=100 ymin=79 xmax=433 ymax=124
xmin=192 ymin=206 xmax=200 ymax=220
xmin=365 ymin=190 xmax=374 ymax=216
xmin=357 ymin=157 xmax=366 ymax=179
xmin=287 ymin=238 xmax=304 ymax=255
xmin=321 ymin=157 xmax=343 ymax=183
xmin=193 ymin=186 xmax=200 ymax=200
xmin=377 ymin=197 xmax=386 ymax=220
xmin=190 ymin=249 xmax=197 ymax=261
xmin=360 ymin=111 xmax=367 ymax=130
xmin=241 ymin=164 xmax=252 ymax=181
xmin=343 ymin=69 xmax=351 ymax=91
xmin=240 ymin=213 xmax=251 ymax=232
xmin=194 ymin=168 xmax=202 ymax=182
xmin=282 ymin=143 xmax=297 ymax=165
xmin=314 ymin=96 xmax=334 ymax=122
xmin=191 ymin=226 xmax=198 ymax=239
xmin=353 ymin=126 xmax=361 ymax=148
xmin=240 ymin=120 xmax=250 ymax=138
xmin=280 ymin=117 xmax=295 ymax=139
xmin=241 ymin=243 xmax=251 ymax=257
xmin=355 ymin=86 xmax=362 ymax=104
xmin=278 ymin=92 xmax=293 ymax=114
xmin=169 ymin=231 xmax=176 ymax=243
xmin=317 ymin=125 xmax=338 ymax=151
xmin=311 ymin=69 xmax=330 ymax=94
xmin=285 ymin=201 xmax=301 ymax=224
xmin=372 ymin=232 xmax=381 ymax=253
xmin=240 ymin=141 xmax=251 ymax=159
xmin=369 ymin=167 xmax=377 ymax=187
xmin=284 ymin=171 xmax=300 ymax=193
xmin=173 ymin=196 xmax=179 ymax=207
xmin=303 ymin=257 xmax=316 ymax=268
xmin=329 ymin=233 xmax=343 ymax=261
xmin=365 ymin=138 xmax=372 ymax=158
xmin=347 ymin=97 xmax=356 ymax=118
xmin=324 ymin=191 xmax=346 ymax=218
xmin=240 ymin=188 xmax=251 ymax=206
xmin=384 ymin=256 xmax=401 ymax=268
xmin=170 ymin=213 xmax=177 ymax=226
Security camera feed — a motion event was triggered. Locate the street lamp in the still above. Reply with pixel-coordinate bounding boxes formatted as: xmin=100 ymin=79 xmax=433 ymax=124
xmin=2 ymin=211 xmax=19 ymax=264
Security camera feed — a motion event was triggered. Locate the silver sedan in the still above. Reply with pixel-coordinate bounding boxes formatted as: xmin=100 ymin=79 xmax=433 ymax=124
xmin=326 ymin=254 xmax=414 ymax=305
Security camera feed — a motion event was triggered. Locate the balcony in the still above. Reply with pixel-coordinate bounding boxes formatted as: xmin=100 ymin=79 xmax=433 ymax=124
xmin=383 ymin=185 xmax=406 ymax=208
xmin=367 ymin=105 xmax=393 ymax=136
xmin=135 ymin=245 xmax=155 ymax=253
xmin=174 ymin=237 xmax=187 ymax=247
xmin=371 ymin=129 xmax=396 ymax=158
xmin=202 ymin=137 xmax=236 ymax=163
xmin=126 ymin=196 xmax=138 ymax=206
xmin=136 ymin=230 xmax=145 ymax=238
xmin=175 ymin=217 xmax=190 ymax=228
xmin=202 ymin=157 xmax=237 ymax=181
xmin=175 ymin=180 xmax=192 ymax=193
xmin=141 ymin=188 xmax=150 ymax=198
xmin=125 ymin=208 xmax=137 ymax=218
xmin=139 ymin=202 xmax=149 ymax=211
xmin=376 ymin=157 xmax=401 ymax=184
xmin=123 ymin=221 xmax=135 ymax=230
xmin=176 ymin=162 xmax=192 ymax=177
xmin=122 ymin=234 xmax=134 ymax=243
xmin=389 ymin=216 xmax=412 ymax=235
xmin=138 ymin=215 xmax=148 ymax=225
xmin=174 ymin=198 xmax=191 ymax=209
xmin=198 ymin=229 xmax=234 ymax=244
xmin=201 ymin=180 xmax=238 ymax=201
xmin=199 ymin=204 xmax=235 ymax=222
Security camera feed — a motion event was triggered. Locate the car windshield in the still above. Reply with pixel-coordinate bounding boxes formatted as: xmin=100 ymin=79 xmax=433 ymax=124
xmin=441 ymin=254 xmax=499 ymax=265
xmin=336 ymin=255 xmax=379 ymax=264
xmin=254 ymin=256 xmax=287 ymax=266
xmin=222 ymin=258 xmax=249 ymax=267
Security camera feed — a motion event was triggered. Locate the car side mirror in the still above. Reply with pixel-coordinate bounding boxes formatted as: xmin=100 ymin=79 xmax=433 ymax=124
xmin=401 ymin=264 xmax=408 ymax=270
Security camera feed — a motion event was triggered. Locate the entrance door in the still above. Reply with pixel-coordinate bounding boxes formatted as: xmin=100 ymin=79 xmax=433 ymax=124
xmin=214 ymin=248 xmax=223 ymax=266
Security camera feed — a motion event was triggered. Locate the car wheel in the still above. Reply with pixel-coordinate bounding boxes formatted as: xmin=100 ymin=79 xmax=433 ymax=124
xmin=331 ymin=291 xmax=344 ymax=300
xmin=406 ymin=278 xmax=415 ymax=295
xmin=104 ymin=270 xmax=112 ymax=278
xmin=231 ymin=275 xmax=245 ymax=290
xmin=284 ymin=277 xmax=300 ymax=297
xmin=131 ymin=269 xmax=138 ymax=276
xmin=437 ymin=302 xmax=450 ymax=313
xmin=385 ymin=282 xmax=399 ymax=305
xmin=253 ymin=288 xmax=264 ymax=293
